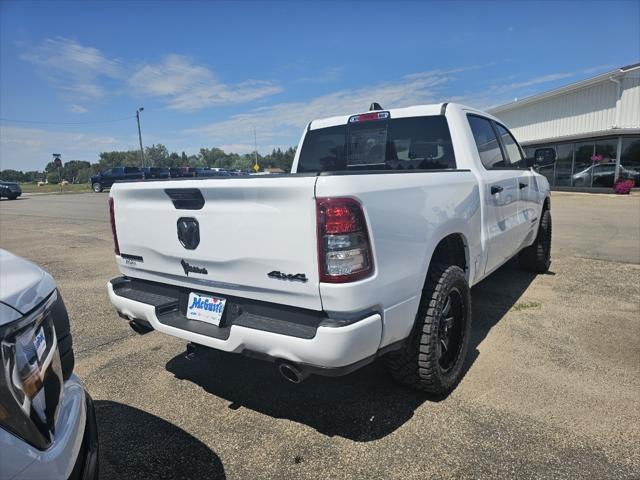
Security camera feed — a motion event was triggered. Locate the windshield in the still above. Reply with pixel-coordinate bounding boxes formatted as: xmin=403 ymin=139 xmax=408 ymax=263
xmin=297 ymin=115 xmax=456 ymax=173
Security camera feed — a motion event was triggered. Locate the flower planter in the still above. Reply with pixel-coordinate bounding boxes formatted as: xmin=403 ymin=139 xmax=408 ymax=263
xmin=613 ymin=179 xmax=635 ymax=195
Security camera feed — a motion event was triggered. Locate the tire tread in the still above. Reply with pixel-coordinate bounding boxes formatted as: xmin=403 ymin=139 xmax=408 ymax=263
xmin=385 ymin=263 xmax=471 ymax=395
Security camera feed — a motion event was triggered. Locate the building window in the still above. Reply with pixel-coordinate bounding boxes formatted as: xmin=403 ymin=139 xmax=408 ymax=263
xmin=571 ymin=142 xmax=595 ymax=187
xmin=620 ymin=137 xmax=640 ymax=183
xmin=554 ymin=143 xmax=574 ymax=187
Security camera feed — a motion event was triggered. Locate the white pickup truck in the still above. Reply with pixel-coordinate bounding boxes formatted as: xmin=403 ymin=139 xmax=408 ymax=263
xmin=107 ymin=102 xmax=551 ymax=395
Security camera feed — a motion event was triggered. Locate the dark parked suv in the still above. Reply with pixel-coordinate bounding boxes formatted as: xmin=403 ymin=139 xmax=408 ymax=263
xmin=90 ymin=167 xmax=143 ymax=192
xmin=0 ymin=180 xmax=22 ymax=200
xmin=142 ymin=167 xmax=170 ymax=179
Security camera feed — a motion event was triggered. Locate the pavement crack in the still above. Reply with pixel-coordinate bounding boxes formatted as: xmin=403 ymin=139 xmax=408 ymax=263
xmin=76 ymin=332 xmax=134 ymax=356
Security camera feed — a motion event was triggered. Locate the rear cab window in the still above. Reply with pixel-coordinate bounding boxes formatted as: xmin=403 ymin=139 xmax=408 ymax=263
xmin=297 ymin=114 xmax=456 ymax=173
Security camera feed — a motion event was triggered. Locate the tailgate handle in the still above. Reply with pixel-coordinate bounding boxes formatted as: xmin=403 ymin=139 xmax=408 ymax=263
xmin=165 ymin=188 xmax=204 ymax=210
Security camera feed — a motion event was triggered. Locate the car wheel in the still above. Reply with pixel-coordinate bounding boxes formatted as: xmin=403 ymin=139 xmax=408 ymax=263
xmin=8 ymin=195 xmax=18 ymax=200
xmin=385 ymin=263 xmax=471 ymax=395
xmin=519 ymin=208 xmax=552 ymax=273
xmin=92 ymin=182 xmax=103 ymax=193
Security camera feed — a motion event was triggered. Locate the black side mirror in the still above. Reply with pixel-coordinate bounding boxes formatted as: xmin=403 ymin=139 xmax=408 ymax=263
xmin=525 ymin=157 xmax=535 ymax=168
xmin=533 ymin=147 xmax=557 ymax=166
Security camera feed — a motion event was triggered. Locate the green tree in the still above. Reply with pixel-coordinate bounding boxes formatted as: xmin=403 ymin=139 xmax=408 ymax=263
xmin=0 ymin=169 xmax=25 ymax=182
xmin=98 ymin=151 xmax=140 ymax=170
xmin=23 ymin=171 xmax=45 ymax=183
xmin=76 ymin=166 xmax=96 ymax=184
xmin=167 ymin=152 xmax=181 ymax=168
xmin=46 ymin=171 xmax=60 ymax=184
xmin=61 ymin=160 xmax=91 ymax=182
xmin=145 ymin=144 xmax=170 ymax=167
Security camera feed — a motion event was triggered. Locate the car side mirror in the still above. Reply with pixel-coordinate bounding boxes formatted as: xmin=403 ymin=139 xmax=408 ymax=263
xmin=533 ymin=147 xmax=557 ymax=167
xmin=525 ymin=157 xmax=535 ymax=168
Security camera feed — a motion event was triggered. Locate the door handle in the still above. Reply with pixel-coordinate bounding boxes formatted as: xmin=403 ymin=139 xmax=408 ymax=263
xmin=519 ymin=182 xmax=528 ymax=189
xmin=491 ymin=185 xmax=503 ymax=195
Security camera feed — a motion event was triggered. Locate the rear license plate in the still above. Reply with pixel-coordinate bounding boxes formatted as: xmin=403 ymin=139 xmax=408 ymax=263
xmin=186 ymin=292 xmax=226 ymax=326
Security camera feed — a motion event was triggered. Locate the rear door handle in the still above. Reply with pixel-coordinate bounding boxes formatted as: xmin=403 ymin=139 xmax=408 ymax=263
xmin=491 ymin=185 xmax=503 ymax=195
xmin=519 ymin=182 xmax=528 ymax=189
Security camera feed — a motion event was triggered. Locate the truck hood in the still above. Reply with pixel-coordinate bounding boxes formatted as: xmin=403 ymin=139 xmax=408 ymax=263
xmin=0 ymin=249 xmax=56 ymax=320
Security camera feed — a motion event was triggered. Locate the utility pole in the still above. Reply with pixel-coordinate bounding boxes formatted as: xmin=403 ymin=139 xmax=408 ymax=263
xmin=253 ymin=124 xmax=258 ymax=169
xmin=136 ymin=107 xmax=145 ymax=168
xmin=247 ymin=120 xmax=259 ymax=172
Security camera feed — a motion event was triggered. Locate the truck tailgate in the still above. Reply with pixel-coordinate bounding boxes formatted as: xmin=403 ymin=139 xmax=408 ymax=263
xmin=110 ymin=176 xmax=321 ymax=310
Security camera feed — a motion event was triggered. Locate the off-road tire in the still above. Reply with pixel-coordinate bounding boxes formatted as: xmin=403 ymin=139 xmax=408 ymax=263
xmin=385 ymin=264 xmax=471 ymax=395
xmin=519 ymin=208 xmax=552 ymax=273
xmin=92 ymin=182 xmax=103 ymax=193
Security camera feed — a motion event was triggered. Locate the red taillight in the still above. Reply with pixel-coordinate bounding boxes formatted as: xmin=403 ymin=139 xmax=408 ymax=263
xmin=108 ymin=197 xmax=120 ymax=256
xmin=324 ymin=205 xmax=362 ymax=234
xmin=316 ymin=197 xmax=373 ymax=283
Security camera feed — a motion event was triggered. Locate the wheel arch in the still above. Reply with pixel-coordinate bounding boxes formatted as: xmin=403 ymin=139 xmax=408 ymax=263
xmin=429 ymin=233 xmax=468 ymax=273
xmin=420 ymin=229 xmax=471 ymax=290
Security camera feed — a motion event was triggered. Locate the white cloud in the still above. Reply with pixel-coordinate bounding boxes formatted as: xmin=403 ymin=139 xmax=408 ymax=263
xmin=500 ymin=72 xmax=573 ymax=90
xmin=218 ymin=143 xmax=259 ymax=154
xmin=184 ymin=68 xmax=458 ymax=147
xmin=129 ymin=54 xmax=283 ymax=111
xmin=580 ymin=64 xmax=614 ymax=74
xmin=20 ymin=39 xmax=284 ymax=112
xmin=70 ymin=104 xmax=88 ymax=114
xmin=0 ymin=125 xmax=129 ymax=170
xmin=475 ymin=64 xmax=615 ymax=110
xmin=21 ymin=37 xmax=123 ymax=100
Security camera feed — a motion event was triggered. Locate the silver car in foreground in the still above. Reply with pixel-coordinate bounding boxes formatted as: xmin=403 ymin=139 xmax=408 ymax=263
xmin=0 ymin=249 xmax=98 ymax=480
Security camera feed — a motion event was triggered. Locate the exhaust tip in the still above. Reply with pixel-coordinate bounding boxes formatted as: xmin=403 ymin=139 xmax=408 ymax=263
xmin=129 ymin=319 xmax=153 ymax=335
xmin=278 ymin=363 xmax=308 ymax=384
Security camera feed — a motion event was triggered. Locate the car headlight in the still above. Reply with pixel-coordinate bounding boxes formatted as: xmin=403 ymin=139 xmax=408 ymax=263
xmin=0 ymin=291 xmax=64 ymax=450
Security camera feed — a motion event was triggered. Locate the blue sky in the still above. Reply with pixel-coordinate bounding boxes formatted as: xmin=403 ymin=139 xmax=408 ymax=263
xmin=1 ymin=0 xmax=639 ymax=171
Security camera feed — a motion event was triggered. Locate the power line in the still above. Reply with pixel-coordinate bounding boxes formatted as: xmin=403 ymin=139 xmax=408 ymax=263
xmin=0 ymin=115 xmax=136 ymax=126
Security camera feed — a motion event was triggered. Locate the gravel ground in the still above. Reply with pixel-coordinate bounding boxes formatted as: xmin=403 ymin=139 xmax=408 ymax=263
xmin=1 ymin=191 xmax=638 ymax=479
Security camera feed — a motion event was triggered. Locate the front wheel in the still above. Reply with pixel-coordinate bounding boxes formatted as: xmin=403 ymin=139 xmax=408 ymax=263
xmin=8 ymin=195 xmax=18 ymax=200
xmin=519 ymin=208 xmax=551 ymax=273
xmin=92 ymin=182 xmax=103 ymax=193
xmin=385 ymin=264 xmax=471 ymax=395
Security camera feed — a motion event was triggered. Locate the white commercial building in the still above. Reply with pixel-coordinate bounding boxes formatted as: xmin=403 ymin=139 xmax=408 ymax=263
xmin=489 ymin=63 xmax=640 ymax=189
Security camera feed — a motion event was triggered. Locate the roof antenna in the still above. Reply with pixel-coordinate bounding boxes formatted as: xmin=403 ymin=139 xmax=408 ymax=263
xmin=369 ymin=102 xmax=383 ymax=111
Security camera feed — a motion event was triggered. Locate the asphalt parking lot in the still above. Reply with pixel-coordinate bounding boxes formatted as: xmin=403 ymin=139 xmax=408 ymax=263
xmin=1 ymin=191 xmax=639 ymax=479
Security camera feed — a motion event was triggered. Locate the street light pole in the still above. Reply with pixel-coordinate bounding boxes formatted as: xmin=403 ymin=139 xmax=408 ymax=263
xmin=136 ymin=107 xmax=145 ymax=168
xmin=247 ymin=120 xmax=258 ymax=170
xmin=253 ymin=125 xmax=258 ymax=169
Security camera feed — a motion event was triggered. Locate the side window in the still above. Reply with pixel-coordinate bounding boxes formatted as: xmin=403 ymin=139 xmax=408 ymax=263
xmin=102 ymin=168 xmax=112 ymax=176
xmin=468 ymin=115 xmax=506 ymax=169
xmin=124 ymin=167 xmax=140 ymax=174
xmin=495 ymin=123 xmax=525 ymax=168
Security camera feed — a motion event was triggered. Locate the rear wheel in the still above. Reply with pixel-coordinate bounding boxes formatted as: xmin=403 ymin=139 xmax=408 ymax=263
xmin=519 ymin=208 xmax=551 ymax=273
xmin=92 ymin=182 xmax=103 ymax=193
xmin=385 ymin=264 xmax=471 ymax=395
xmin=8 ymin=194 xmax=18 ymax=200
